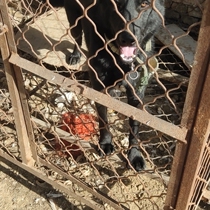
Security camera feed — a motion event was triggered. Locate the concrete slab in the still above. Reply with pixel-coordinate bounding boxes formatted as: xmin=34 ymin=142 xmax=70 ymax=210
xmin=15 ymin=9 xmax=87 ymax=68
xmin=16 ymin=10 xmax=196 ymax=70
xmin=156 ymin=24 xmax=197 ymax=68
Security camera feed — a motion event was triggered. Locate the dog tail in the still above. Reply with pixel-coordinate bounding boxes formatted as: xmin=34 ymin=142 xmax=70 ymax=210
xmin=44 ymin=0 xmax=64 ymax=7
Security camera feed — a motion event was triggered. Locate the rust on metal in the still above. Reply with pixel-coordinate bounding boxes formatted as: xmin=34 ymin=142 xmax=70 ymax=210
xmin=0 ymin=1 xmax=37 ymax=163
xmin=9 ymin=53 xmax=188 ymax=143
xmin=0 ymin=0 xmax=17 ymax=53
xmin=0 ymin=29 xmax=35 ymax=166
xmin=175 ymin=0 xmax=210 ymax=207
xmin=164 ymin=1 xmax=210 ymax=208
xmin=1 ymin=0 xmax=209 ymax=209
xmin=0 ymin=149 xmax=105 ymax=210
xmin=39 ymin=158 xmax=128 ymax=210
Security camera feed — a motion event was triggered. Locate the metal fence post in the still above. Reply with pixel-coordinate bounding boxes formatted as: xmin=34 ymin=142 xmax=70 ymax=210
xmin=164 ymin=1 xmax=210 ymax=209
xmin=176 ymin=48 xmax=210 ymax=208
xmin=0 ymin=0 xmax=37 ymax=165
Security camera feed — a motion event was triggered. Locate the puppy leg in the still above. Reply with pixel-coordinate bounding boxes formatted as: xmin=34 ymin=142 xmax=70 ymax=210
xmin=95 ymin=103 xmax=114 ymax=156
xmin=64 ymin=2 xmax=83 ymax=64
xmin=89 ymin=66 xmax=115 ymax=156
xmin=126 ymin=85 xmax=147 ymax=172
xmin=127 ymin=117 xmax=146 ymax=171
xmin=68 ymin=33 xmax=82 ymax=65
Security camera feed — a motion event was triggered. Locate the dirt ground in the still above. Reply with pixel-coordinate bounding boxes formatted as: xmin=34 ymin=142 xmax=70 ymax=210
xmin=0 ymin=157 xmax=86 ymax=210
xmin=0 ymin=156 xmax=210 ymax=210
xmin=0 ymin=3 xmax=209 ymax=209
xmin=0 ymin=55 xmax=210 ymax=210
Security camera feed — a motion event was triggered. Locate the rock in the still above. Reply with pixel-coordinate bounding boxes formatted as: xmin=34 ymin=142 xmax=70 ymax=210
xmin=182 ymin=15 xmax=199 ymax=26
xmin=188 ymin=6 xmax=203 ymax=18
xmin=165 ymin=9 xmax=180 ymax=20
xmin=172 ymin=3 xmax=188 ymax=14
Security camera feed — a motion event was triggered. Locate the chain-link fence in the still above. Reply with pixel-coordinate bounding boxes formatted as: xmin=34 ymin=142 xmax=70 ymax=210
xmin=0 ymin=0 xmax=209 ymax=209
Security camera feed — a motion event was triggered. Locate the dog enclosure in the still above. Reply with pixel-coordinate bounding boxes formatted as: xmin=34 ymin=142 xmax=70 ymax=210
xmin=0 ymin=0 xmax=209 ymax=209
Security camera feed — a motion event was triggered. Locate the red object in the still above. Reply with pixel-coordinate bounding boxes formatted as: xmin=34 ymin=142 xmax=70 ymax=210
xmin=55 ymin=112 xmax=96 ymax=159
xmin=61 ymin=112 xmax=96 ymax=140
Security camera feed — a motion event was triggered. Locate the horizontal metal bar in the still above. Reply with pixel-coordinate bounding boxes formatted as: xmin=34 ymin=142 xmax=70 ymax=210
xmin=9 ymin=53 xmax=188 ymax=143
xmin=0 ymin=149 xmax=104 ymax=210
xmin=39 ymin=158 xmax=127 ymax=210
xmin=0 ymin=148 xmax=127 ymax=210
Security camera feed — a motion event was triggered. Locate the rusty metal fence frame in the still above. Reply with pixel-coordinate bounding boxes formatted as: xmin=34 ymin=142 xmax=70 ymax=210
xmin=165 ymin=2 xmax=210 ymax=209
xmin=0 ymin=0 xmax=209 ymax=209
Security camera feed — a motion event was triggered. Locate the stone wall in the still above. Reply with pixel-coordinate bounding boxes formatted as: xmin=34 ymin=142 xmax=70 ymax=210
xmin=165 ymin=0 xmax=205 ymax=27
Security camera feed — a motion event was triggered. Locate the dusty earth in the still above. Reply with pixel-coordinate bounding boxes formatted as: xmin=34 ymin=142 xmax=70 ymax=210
xmin=0 ymin=2 xmax=209 ymax=210
xmin=0 ymin=157 xmax=97 ymax=210
xmin=0 ymin=157 xmax=209 ymax=210
xmin=0 ymin=51 xmax=210 ymax=210
xmin=0 ymin=53 xmax=210 ymax=210
xmin=0 ymin=158 xmax=68 ymax=210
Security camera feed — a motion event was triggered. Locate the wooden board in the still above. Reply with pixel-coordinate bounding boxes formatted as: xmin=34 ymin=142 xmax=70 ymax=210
xmin=156 ymin=24 xmax=197 ymax=69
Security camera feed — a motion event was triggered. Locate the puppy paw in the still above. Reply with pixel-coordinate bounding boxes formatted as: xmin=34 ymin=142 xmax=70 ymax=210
xmin=68 ymin=54 xmax=81 ymax=65
xmin=98 ymin=143 xmax=114 ymax=156
xmin=127 ymin=147 xmax=146 ymax=172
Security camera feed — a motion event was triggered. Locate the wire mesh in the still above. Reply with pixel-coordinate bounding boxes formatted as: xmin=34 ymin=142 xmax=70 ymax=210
xmin=188 ymin=136 xmax=210 ymax=209
xmin=0 ymin=67 xmax=21 ymax=160
xmin=1 ymin=0 xmax=208 ymax=209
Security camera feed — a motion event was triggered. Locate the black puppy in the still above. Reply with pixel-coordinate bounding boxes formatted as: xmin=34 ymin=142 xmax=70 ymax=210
xmin=46 ymin=0 xmax=165 ymax=171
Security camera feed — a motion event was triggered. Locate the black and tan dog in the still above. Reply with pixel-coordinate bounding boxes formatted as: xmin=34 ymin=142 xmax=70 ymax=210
xmin=45 ymin=0 xmax=165 ymax=171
